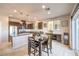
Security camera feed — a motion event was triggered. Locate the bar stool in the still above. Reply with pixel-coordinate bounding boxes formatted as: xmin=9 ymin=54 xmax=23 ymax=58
xmin=42 ymin=38 xmax=49 ymax=56
xmin=28 ymin=37 xmax=41 ymax=56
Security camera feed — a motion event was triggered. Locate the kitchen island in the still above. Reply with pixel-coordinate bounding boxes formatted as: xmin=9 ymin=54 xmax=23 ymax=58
xmin=12 ymin=33 xmax=32 ymax=49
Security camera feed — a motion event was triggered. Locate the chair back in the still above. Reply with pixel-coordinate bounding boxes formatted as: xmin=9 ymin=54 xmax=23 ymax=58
xmin=28 ymin=37 xmax=41 ymax=56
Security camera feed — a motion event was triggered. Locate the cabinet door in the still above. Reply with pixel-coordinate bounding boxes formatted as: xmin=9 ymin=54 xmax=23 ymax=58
xmin=28 ymin=23 xmax=34 ymax=29
xmin=57 ymin=35 xmax=61 ymax=42
xmin=38 ymin=22 xmax=43 ymax=29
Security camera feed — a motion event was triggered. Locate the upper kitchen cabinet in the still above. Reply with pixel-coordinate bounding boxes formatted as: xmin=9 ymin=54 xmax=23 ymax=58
xmin=27 ymin=23 xmax=34 ymax=29
xmin=38 ymin=22 xmax=43 ymax=29
xmin=9 ymin=21 xmax=21 ymax=26
xmin=53 ymin=20 xmax=61 ymax=30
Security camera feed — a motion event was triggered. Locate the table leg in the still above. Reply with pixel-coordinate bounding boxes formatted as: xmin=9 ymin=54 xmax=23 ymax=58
xmin=39 ymin=40 xmax=41 ymax=56
xmin=49 ymin=36 xmax=52 ymax=53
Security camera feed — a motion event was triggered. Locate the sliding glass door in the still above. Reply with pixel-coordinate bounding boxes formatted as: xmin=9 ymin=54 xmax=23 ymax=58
xmin=76 ymin=17 xmax=79 ymax=51
xmin=71 ymin=18 xmax=76 ymax=50
xmin=71 ymin=15 xmax=79 ymax=51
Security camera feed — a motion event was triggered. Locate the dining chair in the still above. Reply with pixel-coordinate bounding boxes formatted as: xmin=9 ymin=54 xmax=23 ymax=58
xmin=42 ymin=35 xmax=49 ymax=56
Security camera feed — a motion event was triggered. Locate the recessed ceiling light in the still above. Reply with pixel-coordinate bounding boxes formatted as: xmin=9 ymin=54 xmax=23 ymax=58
xmin=14 ymin=10 xmax=17 ymax=13
xmin=48 ymin=11 xmax=51 ymax=14
xmin=42 ymin=5 xmax=46 ymax=9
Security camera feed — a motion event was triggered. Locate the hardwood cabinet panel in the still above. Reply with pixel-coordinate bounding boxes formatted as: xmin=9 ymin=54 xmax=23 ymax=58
xmin=9 ymin=21 xmax=21 ymax=26
xmin=38 ymin=22 xmax=43 ymax=29
xmin=27 ymin=23 xmax=34 ymax=29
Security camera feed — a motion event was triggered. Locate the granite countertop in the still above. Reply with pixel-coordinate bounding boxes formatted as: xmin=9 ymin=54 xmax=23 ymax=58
xmin=11 ymin=33 xmax=32 ymax=37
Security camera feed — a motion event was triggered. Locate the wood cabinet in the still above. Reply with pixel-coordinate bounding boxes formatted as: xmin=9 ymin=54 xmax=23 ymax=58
xmin=38 ymin=22 xmax=43 ymax=29
xmin=27 ymin=23 xmax=34 ymax=29
xmin=9 ymin=21 xmax=21 ymax=26
xmin=53 ymin=34 xmax=61 ymax=42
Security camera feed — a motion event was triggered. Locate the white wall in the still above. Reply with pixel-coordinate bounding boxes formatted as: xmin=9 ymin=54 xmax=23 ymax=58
xmin=47 ymin=21 xmax=53 ymax=31
xmin=0 ymin=21 xmax=1 ymax=43
xmin=0 ymin=15 xmax=9 ymax=43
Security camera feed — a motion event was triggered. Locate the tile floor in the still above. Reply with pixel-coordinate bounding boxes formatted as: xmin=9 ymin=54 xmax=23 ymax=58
xmin=0 ymin=40 xmax=76 ymax=56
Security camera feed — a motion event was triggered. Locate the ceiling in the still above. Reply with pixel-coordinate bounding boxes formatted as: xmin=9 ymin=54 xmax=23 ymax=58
xmin=0 ymin=3 xmax=75 ymax=21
